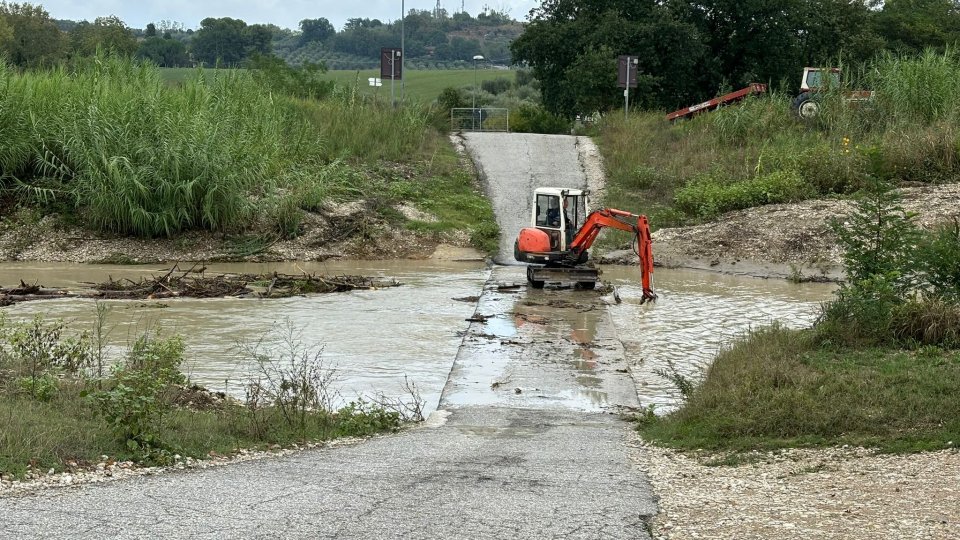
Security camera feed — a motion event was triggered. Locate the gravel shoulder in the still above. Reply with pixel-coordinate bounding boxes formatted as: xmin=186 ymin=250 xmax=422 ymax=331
xmin=632 ymin=438 xmax=960 ymax=540
xmin=603 ymin=183 xmax=960 ymax=281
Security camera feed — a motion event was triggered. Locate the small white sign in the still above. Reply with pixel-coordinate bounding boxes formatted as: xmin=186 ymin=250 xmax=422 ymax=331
xmin=368 ymin=77 xmax=383 ymax=87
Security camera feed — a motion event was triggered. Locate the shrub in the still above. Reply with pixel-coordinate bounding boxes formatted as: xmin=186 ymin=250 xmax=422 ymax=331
xmin=674 ymin=169 xmax=815 ymax=218
xmin=480 ymin=77 xmax=512 ymax=95
xmin=240 ymin=323 xmax=339 ymax=439
xmin=93 ymin=334 xmax=186 ymax=450
xmin=831 ymin=179 xmax=918 ymax=288
xmin=510 ymin=104 xmax=570 ymax=134
xmin=0 ymin=315 xmax=91 ymax=399
xmin=916 ymin=220 xmax=960 ymax=302
xmin=247 ymin=53 xmax=335 ymax=100
xmin=890 ymin=299 xmax=960 ymax=347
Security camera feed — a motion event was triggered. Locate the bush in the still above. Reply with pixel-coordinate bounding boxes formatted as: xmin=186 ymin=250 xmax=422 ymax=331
xmin=510 ymin=104 xmax=570 ymax=134
xmin=93 ymin=334 xmax=186 ymax=450
xmin=480 ymin=77 xmax=512 ymax=95
xmin=247 ymin=53 xmax=336 ymax=100
xmin=916 ymin=220 xmax=960 ymax=302
xmin=819 ymin=181 xmax=960 ymax=348
xmin=0 ymin=315 xmax=92 ymax=400
xmin=674 ymin=169 xmax=815 ymax=218
xmin=891 ymin=299 xmax=960 ymax=347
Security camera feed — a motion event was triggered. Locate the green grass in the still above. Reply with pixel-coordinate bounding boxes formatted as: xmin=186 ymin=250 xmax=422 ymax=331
xmin=640 ymin=325 xmax=960 ymax=453
xmin=594 ymin=50 xmax=960 ymax=239
xmin=160 ymin=67 xmax=513 ymax=103
xmin=0 ymin=383 xmax=400 ymax=478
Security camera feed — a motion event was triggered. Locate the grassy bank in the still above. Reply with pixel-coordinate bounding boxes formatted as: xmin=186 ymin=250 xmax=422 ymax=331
xmin=0 ymin=313 xmax=416 ymax=479
xmin=640 ymin=183 xmax=960 ymax=454
xmin=595 ymin=50 xmax=960 ymax=233
xmin=640 ymin=325 xmax=960 ymax=453
xmin=0 ymin=55 xmax=497 ymax=253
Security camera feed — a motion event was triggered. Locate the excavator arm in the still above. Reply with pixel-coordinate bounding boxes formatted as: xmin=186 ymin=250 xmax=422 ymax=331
xmin=570 ymin=209 xmax=657 ymax=303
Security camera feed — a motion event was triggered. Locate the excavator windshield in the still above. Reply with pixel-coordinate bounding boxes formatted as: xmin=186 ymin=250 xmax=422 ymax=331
xmin=534 ymin=192 xmax=587 ymax=250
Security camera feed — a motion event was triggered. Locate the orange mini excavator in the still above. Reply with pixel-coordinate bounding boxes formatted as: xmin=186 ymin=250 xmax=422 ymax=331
xmin=513 ymin=187 xmax=656 ymax=302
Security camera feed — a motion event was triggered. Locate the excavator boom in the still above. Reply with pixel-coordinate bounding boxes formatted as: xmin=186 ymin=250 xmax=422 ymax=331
xmin=569 ymin=209 xmax=656 ymax=303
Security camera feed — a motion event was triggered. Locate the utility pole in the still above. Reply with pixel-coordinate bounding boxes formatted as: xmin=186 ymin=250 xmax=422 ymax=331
xmin=401 ymin=0 xmax=405 ymax=102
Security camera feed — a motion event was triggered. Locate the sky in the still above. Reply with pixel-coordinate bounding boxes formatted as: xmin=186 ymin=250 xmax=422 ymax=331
xmin=37 ymin=1 xmax=541 ymax=30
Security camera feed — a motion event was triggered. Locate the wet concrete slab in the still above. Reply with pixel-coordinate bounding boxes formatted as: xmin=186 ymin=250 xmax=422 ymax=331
xmin=441 ymin=266 xmax=639 ymax=412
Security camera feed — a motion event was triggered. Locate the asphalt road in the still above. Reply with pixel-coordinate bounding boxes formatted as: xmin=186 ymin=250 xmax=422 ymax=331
xmin=1 ymin=133 xmax=657 ymax=539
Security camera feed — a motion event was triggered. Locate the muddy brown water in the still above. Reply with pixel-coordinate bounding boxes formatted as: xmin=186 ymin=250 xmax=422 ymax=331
xmin=0 ymin=261 xmax=834 ymax=414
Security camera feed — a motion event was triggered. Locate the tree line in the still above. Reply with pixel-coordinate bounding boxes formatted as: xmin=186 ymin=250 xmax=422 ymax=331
xmin=511 ymin=0 xmax=960 ymax=117
xmin=0 ymin=2 xmax=522 ymax=70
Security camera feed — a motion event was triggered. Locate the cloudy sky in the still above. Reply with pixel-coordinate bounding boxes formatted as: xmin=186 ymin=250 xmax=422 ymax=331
xmin=38 ymin=1 xmax=540 ymax=30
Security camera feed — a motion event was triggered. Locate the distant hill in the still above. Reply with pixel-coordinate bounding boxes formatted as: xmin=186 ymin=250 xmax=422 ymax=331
xmin=272 ymin=9 xmax=522 ymax=70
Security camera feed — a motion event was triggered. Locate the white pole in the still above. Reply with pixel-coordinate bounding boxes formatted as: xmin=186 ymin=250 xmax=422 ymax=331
xmin=391 ymin=53 xmax=395 ymax=106
xmin=625 ymin=57 xmax=630 ymax=120
xmin=473 ymin=58 xmax=477 ymax=131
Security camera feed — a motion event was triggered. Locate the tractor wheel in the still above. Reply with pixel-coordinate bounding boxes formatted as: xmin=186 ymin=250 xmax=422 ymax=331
xmin=793 ymin=93 xmax=820 ymax=120
xmin=526 ymin=266 xmax=545 ymax=289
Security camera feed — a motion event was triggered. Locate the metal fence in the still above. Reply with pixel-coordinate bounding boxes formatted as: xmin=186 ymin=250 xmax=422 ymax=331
xmin=451 ymin=108 xmax=510 ymax=132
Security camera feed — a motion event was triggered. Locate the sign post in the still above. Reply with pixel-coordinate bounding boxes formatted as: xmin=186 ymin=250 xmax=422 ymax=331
xmin=617 ymin=55 xmax=639 ymax=120
xmin=380 ymin=48 xmax=403 ymax=106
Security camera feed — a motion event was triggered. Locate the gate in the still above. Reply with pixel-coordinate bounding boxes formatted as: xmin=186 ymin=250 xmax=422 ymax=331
xmin=451 ymin=108 xmax=510 ymax=132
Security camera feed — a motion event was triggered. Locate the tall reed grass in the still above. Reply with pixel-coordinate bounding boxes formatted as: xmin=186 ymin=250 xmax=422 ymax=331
xmin=0 ymin=55 xmax=460 ymax=239
xmin=0 ymin=56 xmax=319 ymax=236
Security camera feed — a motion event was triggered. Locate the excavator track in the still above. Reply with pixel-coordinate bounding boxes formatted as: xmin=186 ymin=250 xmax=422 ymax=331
xmin=526 ymin=265 xmax=599 ymax=290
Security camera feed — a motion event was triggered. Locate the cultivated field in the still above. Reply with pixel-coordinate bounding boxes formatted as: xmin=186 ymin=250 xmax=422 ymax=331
xmin=160 ymin=67 xmax=515 ymax=102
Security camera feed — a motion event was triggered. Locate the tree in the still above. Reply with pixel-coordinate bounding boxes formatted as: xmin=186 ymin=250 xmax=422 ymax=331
xmin=136 ymin=36 xmax=189 ymax=67
xmin=511 ymin=0 xmax=707 ymax=116
xmin=191 ymin=17 xmax=250 ymax=66
xmin=874 ymin=0 xmax=960 ymax=53
xmin=69 ymin=15 xmax=138 ymax=57
xmin=145 ymin=22 xmax=156 ymax=38
xmin=245 ymin=24 xmax=273 ymax=57
xmin=299 ymin=18 xmax=334 ymax=44
xmin=0 ymin=2 xmax=65 ymax=66
xmin=0 ymin=15 xmax=12 ymax=51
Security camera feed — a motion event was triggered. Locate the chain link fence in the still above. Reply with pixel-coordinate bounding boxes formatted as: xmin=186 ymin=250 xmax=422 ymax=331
xmin=451 ymin=108 xmax=510 ymax=132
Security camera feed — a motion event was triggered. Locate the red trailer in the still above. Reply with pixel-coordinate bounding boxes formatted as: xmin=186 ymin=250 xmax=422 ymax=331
xmin=666 ymin=83 xmax=767 ymax=121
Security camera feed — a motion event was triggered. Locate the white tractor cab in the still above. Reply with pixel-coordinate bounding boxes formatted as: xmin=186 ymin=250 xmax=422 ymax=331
xmin=793 ymin=67 xmax=873 ymax=119
xmin=528 ymin=187 xmax=588 ymax=252
xmin=793 ymin=67 xmax=841 ymax=119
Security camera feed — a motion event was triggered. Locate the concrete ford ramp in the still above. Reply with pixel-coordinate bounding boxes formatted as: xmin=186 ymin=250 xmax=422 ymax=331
xmin=462 ymin=133 xmax=601 ymax=264
xmin=1 ymin=134 xmax=656 ymax=539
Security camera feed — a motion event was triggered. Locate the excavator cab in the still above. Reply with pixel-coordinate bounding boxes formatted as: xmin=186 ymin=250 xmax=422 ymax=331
xmin=532 ymin=188 xmax=587 ymax=251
